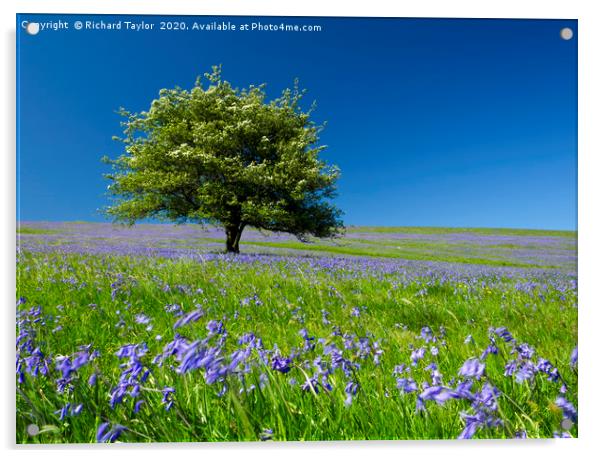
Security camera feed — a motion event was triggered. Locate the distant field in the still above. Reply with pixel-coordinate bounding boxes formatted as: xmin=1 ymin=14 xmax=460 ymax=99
xmin=345 ymin=226 xmax=576 ymax=238
xmin=17 ymin=222 xmax=577 ymax=269
xmin=16 ymin=222 xmax=578 ymax=442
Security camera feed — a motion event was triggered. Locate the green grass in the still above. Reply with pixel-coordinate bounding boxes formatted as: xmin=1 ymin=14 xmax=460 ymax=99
xmin=16 ymin=250 xmax=578 ymax=443
xmin=345 ymin=226 xmax=576 ymax=238
xmin=240 ymin=240 xmax=561 ymax=268
xmin=17 ymin=227 xmax=59 ymax=235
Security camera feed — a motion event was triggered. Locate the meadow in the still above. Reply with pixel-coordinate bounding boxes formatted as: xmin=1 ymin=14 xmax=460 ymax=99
xmin=16 ymin=222 xmax=578 ymax=443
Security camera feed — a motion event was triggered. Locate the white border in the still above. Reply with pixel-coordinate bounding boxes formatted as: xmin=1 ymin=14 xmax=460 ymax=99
xmin=3 ymin=1 xmax=601 ymax=457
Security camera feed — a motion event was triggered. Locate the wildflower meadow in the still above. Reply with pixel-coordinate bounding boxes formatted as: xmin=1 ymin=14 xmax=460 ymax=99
xmin=16 ymin=223 xmax=578 ymax=443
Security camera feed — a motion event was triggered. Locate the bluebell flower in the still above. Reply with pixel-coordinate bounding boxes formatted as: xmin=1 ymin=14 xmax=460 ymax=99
xmin=537 ymin=358 xmax=559 ymax=382
xmin=455 ymin=379 xmax=474 ymax=400
xmin=271 ymin=355 xmax=292 ymax=374
xmin=493 ymin=327 xmax=514 ymax=343
xmin=410 ymin=347 xmax=426 ymax=366
xmin=301 ymin=376 xmax=320 ymax=394
xmin=393 ymin=364 xmax=408 ymax=375
xmin=173 ymin=309 xmax=204 ymax=329
xmin=475 ymin=383 xmax=500 ymax=411
xmin=570 ymin=346 xmax=578 ymax=369
xmin=206 ymin=320 xmax=224 ymax=335
xmin=458 ymin=406 xmax=503 ymax=439
xmin=133 ymin=400 xmax=144 ymax=414
xmin=555 ymin=396 xmax=577 ymax=423
xmin=515 ymin=361 xmax=537 ymax=383
xmin=135 ymin=314 xmax=151 ymax=325
xmin=419 ymin=386 xmax=459 ymax=405
xmin=458 ymin=358 xmax=485 ymax=379
xmin=396 ymin=377 xmax=418 ymax=393
xmin=55 ymin=403 xmax=71 ymax=421
xmin=480 ymin=342 xmax=498 ymax=360
xmin=69 ymin=403 xmax=81 ymax=415
xmin=161 ymin=386 xmax=175 ymax=411
xmin=515 ymin=343 xmax=535 ymax=359
xmin=96 ymin=422 xmax=110 ymax=442
xmin=321 ymin=309 xmax=331 ymax=325
xmin=97 ymin=423 xmax=126 ymax=443
xmin=259 ymin=428 xmax=273 ymax=441
xmin=344 ymin=381 xmax=359 ymax=406
xmin=420 ymin=326 xmax=434 ymax=343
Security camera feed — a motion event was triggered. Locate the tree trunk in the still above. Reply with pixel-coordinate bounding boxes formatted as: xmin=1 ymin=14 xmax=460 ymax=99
xmin=225 ymin=223 xmax=245 ymax=254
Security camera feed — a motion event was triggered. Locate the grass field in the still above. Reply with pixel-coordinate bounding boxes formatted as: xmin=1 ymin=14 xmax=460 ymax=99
xmin=16 ymin=222 xmax=578 ymax=443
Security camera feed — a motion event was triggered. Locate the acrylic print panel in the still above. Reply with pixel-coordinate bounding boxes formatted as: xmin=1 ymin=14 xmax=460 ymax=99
xmin=16 ymin=14 xmax=577 ymax=443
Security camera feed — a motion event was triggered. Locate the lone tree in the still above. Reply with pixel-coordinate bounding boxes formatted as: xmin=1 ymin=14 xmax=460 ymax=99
xmin=104 ymin=66 xmax=343 ymax=253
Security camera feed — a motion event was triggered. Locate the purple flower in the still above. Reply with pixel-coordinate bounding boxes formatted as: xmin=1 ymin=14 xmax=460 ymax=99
xmin=537 ymin=358 xmax=560 ymax=382
xmin=410 ymin=347 xmax=426 ymax=366
xmin=393 ymin=364 xmax=408 ymax=375
xmin=458 ymin=410 xmax=501 ymax=439
xmin=96 ymin=423 xmax=126 ymax=443
xmin=321 ymin=309 xmax=331 ymax=325
xmin=96 ymin=422 xmax=110 ymax=442
xmin=301 ymin=376 xmax=320 ymax=394
xmin=259 ymin=428 xmax=273 ymax=441
xmin=238 ymin=332 xmax=257 ymax=345
xmin=555 ymin=396 xmax=577 ymax=423
xmin=344 ymin=381 xmax=359 ymax=406
xmin=455 ymin=379 xmax=474 ymax=399
xmin=475 ymin=383 xmax=500 ymax=411
xmin=299 ymin=328 xmax=313 ymax=341
xmin=396 ymin=377 xmax=418 ymax=394
xmin=133 ymin=399 xmax=145 ymax=414
xmin=570 ymin=346 xmax=578 ymax=369
xmin=458 ymin=358 xmax=485 ymax=379
xmin=480 ymin=342 xmax=498 ymax=360
xmin=206 ymin=320 xmax=224 ymax=335
xmin=115 ymin=344 xmax=137 ymax=359
xmin=55 ymin=403 xmax=71 ymax=421
xmin=55 ymin=356 xmax=73 ymax=379
xmin=458 ymin=414 xmax=480 ymax=439
xmin=515 ymin=343 xmax=535 ymax=359
xmin=515 ymin=361 xmax=537 ymax=383
xmin=162 ymin=386 xmax=175 ymax=411
xmin=135 ymin=314 xmax=151 ymax=325
xmin=173 ymin=309 xmax=204 ymax=329
xmin=419 ymin=386 xmax=459 ymax=405
xmin=493 ymin=327 xmax=514 ymax=343
xmin=165 ymin=303 xmax=183 ymax=316
xmin=420 ymin=326 xmax=434 ymax=343
xmin=271 ymin=355 xmax=292 ymax=374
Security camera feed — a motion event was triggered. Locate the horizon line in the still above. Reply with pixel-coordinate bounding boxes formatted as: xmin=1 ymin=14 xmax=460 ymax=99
xmin=17 ymin=220 xmax=577 ymax=233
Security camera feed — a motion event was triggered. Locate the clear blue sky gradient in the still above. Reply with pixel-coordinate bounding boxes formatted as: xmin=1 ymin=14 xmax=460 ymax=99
xmin=17 ymin=15 xmax=577 ymax=229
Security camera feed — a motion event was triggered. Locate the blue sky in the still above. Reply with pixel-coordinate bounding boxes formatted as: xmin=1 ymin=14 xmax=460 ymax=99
xmin=17 ymin=15 xmax=577 ymax=229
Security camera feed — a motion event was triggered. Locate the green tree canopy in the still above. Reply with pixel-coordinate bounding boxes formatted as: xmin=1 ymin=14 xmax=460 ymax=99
xmin=104 ymin=66 xmax=344 ymax=253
